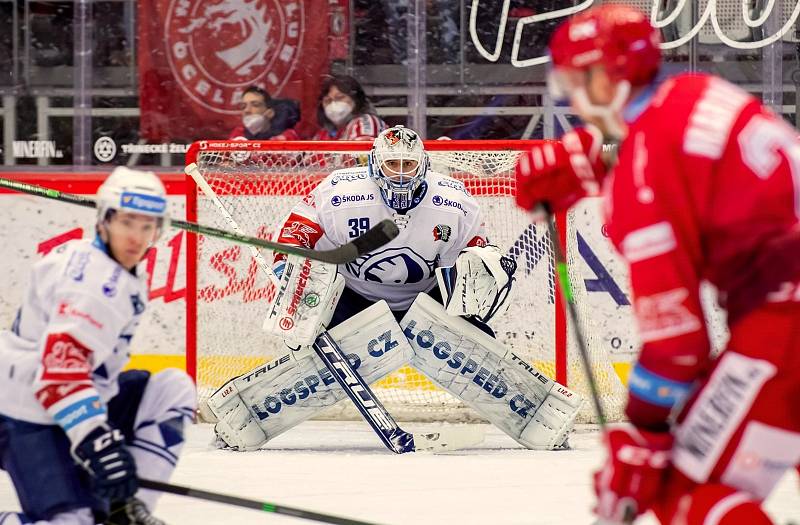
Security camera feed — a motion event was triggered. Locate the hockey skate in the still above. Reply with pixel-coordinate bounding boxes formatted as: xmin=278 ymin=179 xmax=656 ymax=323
xmin=105 ymin=498 xmax=166 ymax=525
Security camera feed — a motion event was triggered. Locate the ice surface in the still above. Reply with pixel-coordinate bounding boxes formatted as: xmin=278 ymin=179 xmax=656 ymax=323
xmin=0 ymin=422 xmax=797 ymax=524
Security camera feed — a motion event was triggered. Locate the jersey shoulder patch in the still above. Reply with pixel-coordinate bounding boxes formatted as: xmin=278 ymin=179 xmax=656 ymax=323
xmin=422 ymin=172 xmax=481 ymax=218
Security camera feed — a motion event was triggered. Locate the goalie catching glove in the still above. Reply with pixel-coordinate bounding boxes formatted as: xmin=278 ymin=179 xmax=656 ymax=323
xmin=436 ymin=244 xmax=517 ymax=323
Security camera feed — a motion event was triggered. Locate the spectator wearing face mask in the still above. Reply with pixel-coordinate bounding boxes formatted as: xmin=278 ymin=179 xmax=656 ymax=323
xmin=313 ymin=75 xmax=386 ymax=141
xmin=229 ymin=86 xmax=301 ymax=140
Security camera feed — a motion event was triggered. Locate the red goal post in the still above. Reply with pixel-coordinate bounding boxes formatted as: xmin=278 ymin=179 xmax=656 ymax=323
xmin=184 ymin=139 xmax=626 ymax=423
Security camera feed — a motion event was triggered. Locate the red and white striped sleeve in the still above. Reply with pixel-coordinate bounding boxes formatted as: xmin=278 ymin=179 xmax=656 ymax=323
xmin=272 ymin=187 xmax=326 ymax=277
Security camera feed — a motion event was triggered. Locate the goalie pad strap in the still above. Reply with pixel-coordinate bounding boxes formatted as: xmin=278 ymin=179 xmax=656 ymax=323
xmin=400 ymin=293 xmax=582 ymax=450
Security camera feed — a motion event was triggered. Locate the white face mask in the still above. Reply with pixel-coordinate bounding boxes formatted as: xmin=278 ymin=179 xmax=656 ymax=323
xmin=243 ymin=113 xmax=267 ymax=134
xmin=324 ymin=100 xmax=354 ymax=126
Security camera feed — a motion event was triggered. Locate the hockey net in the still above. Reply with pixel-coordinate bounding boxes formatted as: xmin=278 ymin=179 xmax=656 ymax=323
xmin=185 ymin=140 xmax=628 ymax=424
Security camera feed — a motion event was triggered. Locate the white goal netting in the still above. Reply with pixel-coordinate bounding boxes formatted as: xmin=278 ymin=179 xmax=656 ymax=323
xmin=185 ymin=140 xmax=629 ymax=423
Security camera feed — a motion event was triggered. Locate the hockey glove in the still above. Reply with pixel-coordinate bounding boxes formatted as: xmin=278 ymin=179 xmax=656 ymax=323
xmin=436 ymin=245 xmax=517 ymax=323
xmin=515 ymin=125 xmax=606 ymax=215
xmin=594 ymin=426 xmax=673 ymax=524
xmin=73 ymin=425 xmax=138 ymax=502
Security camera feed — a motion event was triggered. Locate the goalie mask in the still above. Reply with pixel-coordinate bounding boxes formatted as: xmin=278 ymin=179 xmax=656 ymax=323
xmin=369 ymin=126 xmax=429 ymax=212
xmin=96 ymin=166 xmax=170 ymax=240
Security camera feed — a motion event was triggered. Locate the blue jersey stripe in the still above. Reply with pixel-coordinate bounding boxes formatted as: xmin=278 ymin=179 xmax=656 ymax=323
xmin=54 ymin=396 xmax=107 ymax=431
xmin=628 ymin=363 xmax=693 ymax=408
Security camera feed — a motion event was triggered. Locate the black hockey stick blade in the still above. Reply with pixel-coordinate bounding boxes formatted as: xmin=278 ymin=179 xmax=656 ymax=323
xmin=0 ymin=177 xmax=399 ymax=264
xmin=138 ymin=478 xmax=383 ymax=525
xmin=338 ymin=218 xmax=399 ymax=263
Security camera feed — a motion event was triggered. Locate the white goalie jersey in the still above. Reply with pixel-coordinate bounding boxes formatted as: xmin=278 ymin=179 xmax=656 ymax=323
xmin=274 ymin=166 xmax=488 ymax=310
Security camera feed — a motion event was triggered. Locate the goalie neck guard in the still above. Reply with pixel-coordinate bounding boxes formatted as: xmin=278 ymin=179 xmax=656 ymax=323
xmin=369 ymin=126 xmax=430 ymax=212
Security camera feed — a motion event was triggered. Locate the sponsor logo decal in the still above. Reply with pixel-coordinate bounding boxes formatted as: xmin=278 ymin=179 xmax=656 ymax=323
xmin=121 ymin=192 xmax=167 ymax=214
xmin=303 ymin=293 xmax=320 ymax=307
xmin=431 ymin=195 xmax=468 ymax=216
xmin=102 ymin=267 xmax=122 ymax=297
xmin=12 ymin=140 xmax=64 ymax=159
xmin=436 ymin=179 xmax=468 ymax=194
xmin=94 ymin=137 xmax=117 ymax=162
xmin=331 ymin=194 xmax=374 ymax=207
xmin=65 ymin=251 xmax=91 ymax=282
xmin=330 ymin=172 xmax=369 ymax=185
xmin=279 ymin=316 xmax=294 ymax=330
xmin=57 ymin=301 xmax=104 ymax=330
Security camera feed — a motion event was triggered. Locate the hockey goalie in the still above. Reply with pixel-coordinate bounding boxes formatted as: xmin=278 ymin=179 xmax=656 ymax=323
xmin=202 ymin=125 xmax=583 ymax=451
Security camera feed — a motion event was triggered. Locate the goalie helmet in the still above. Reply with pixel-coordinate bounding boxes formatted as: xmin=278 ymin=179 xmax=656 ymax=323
xmin=96 ymin=166 xmax=169 ymax=235
xmin=369 ymin=126 xmax=430 ymax=212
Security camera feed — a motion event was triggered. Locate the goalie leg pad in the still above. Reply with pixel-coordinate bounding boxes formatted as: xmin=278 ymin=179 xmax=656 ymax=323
xmin=400 ymin=293 xmax=583 ymax=450
xmin=206 ymin=300 xmax=413 ymax=450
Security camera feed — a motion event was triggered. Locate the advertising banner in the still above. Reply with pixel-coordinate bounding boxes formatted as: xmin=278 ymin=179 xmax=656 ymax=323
xmin=137 ymin=0 xmax=333 ymax=141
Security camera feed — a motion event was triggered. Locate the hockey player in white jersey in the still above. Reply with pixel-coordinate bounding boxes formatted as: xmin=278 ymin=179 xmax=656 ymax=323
xmin=204 ymin=126 xmax=583 ymax=452
xmin=0 ymin=168 xmax=196 ymax=525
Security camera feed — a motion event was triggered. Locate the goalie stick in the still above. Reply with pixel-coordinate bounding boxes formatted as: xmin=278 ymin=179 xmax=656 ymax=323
xmin=187 ymin=164 xmax=482 ymax=453
xmin=0 ymin=175 xmax=398 ymax=265
xmin=138 ymin=478 xmax=380 ymax=525
xmin=314 ymin=332 xmax=483 ymax=453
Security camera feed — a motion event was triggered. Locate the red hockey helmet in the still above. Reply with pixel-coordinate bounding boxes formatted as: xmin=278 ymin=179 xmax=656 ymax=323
xmin=549 ymin=4 xmax=662 ymax=86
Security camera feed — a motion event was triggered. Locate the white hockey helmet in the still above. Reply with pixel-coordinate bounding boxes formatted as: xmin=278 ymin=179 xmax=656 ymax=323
xmin=96 ymin=166 xmax=169 ymax=234
xmin=369 ymin=125 xmax=429 ymax=211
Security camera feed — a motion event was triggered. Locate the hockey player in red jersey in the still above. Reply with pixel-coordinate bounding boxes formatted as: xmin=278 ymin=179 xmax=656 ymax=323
xmin=514 ymin=4 xmax=800 ymax=525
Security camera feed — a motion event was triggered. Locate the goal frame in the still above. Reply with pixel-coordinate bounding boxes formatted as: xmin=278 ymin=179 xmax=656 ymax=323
xmin=183 ymin=139 xmax=569 ymax=397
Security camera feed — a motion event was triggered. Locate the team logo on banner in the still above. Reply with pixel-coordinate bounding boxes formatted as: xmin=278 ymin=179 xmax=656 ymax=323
xmin=165 ymin=0 xmax=303 ymax=114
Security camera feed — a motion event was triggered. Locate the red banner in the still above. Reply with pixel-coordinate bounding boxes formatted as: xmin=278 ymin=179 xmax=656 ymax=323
xmin=137 ymin=0 xmax=333 ymax=141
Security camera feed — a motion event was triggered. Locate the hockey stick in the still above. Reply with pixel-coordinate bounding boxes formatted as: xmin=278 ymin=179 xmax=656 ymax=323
xmin=543 ymin=206 xmax=638 ymax=525
xmin=313 ymin=332 xmax=482 ymax=453
xmin=189 ymin=165 xmax=480 ymax=453
xmin=542 ymin=205 xmax=607 ymax=426
xmin=138 ymin=478 xmax=381 ymax=525
xmin=0 ymin=176 xmax=398 ymax=265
